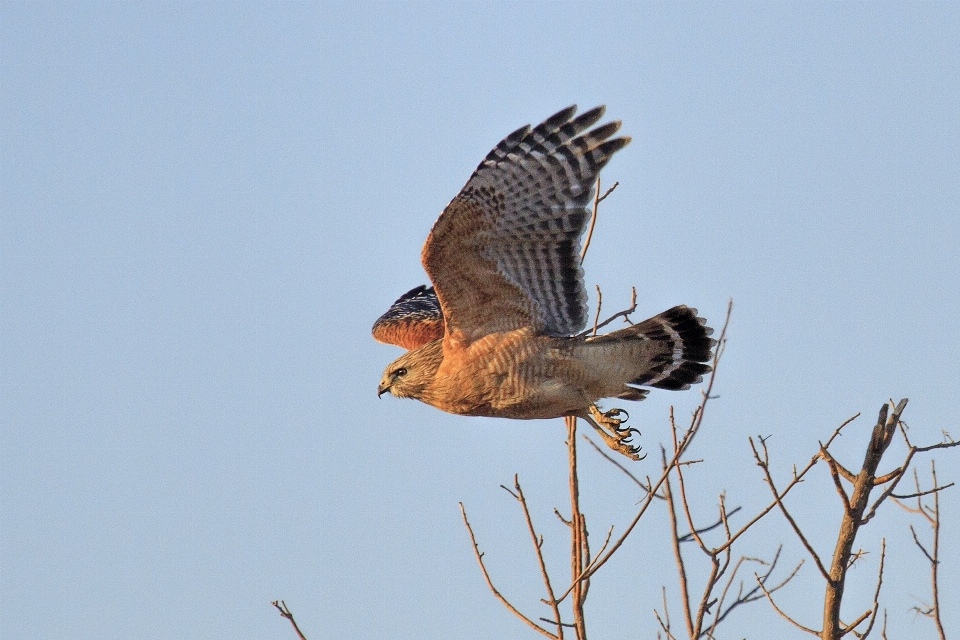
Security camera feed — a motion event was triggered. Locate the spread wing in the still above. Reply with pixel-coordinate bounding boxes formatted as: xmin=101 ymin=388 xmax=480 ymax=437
xmin=371 ymin=285 xmax=444 ymax=350
xmin=421 ymin=105 xmax=630 ymax=346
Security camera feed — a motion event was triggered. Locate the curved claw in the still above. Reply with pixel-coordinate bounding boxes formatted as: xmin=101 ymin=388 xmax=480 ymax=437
xmin=618 ymin=425 xmax=642 ymax=440
xmin=602 ymin=407 xmax=629 ymax=423
xmin=607 ymin=433 xmax=644 ymax=460
xmin=585 ymin=404 xmax=646 ymax=461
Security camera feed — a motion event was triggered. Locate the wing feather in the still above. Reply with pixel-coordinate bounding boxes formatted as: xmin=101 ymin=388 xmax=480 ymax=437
xmin=421 ymin=105 xmax=630 ymax=345
xmin=371 ymin=285 xmax=444 ymax=349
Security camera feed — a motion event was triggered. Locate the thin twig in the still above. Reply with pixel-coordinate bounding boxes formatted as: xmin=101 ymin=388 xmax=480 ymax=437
xmin=654 ymin=587 xmax=678 ymax=640
xmin=597 ymin=181 xmax=619 ymax=203
xmin=677 ymin=506 xmax=743 ymax=544
xmin=897 ymin=461 xmax=948 ymax=640
xmin=751 ymin=436 xmax=832 ymax=582
xmin=913 ymin=439 xmax=959 ymax=453
xmin=684 ymin=299 xmax=733 ymax=450
xmin=668 ymin=412 xmax=728 ymax=637
xmin=754 ymin=572 xmax=820 ymax=636
xmin=709 ymin=551 xmax=803 ymax=635
xmin=890 ymin=483 xmax=954 ymax=500
xmin=580 ymin=178 xmax=618 ymax=264
xmin=272 ymin=600 xmax=308 ymax=640
xmin=852 ymin=538 xmax=885 ymax=640
xmin=588 ymin=525 xmax=615 ymax=570
xmin=575 ymin=287 xmax=637 ymax=338
xmin=740 ymin=558 xmax=804 ymax=621
xmin=662 ymin=457 xmax=695 ymax=638
xmin=582 ymin=433 xmax=657 ymax=496
xmin=672 ymin=420 xmax=710 ymax=554
xmin=908 ymin=525 xmax=935 ymax=564
xmin=510 ymin=475 xmax=564 ymax=639
xmin=459 ymin=502 xmax=557 ymax=639
xmin=591 ymin=285 xmax=602 ymax=336
xmin=927 ymin=463 xmax=946 ymax=640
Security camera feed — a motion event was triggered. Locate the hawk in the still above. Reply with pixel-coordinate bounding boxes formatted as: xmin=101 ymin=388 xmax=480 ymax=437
xmin=373 ymin=106 xmax=714 ymax=459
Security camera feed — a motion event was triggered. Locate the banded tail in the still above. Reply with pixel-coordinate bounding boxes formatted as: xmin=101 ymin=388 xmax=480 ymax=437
xmin=583 ymin=305 xmax=715 ymax=402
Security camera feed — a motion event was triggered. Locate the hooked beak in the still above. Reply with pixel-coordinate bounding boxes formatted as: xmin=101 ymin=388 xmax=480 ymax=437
xmin=377 ymin=382 xmax=391 ymax=398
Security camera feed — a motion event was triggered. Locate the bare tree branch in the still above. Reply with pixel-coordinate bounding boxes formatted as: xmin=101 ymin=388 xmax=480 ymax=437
xmin=850 ymin=538 xmax=885 ymax=640
xmin=663 ymin=460 xmax=695 ymax=638
xmin=580 ymin=177 xmax=618 ymax=264
xmin=582 ymin=433 xmax=658 ymax=497
xmin=654 ymin=608 xmax=679 ymax=640
xmin=895 ymin=461 xmax=949 ymax=640
xmin=272 ymin=600 xmax=309 ymax=640
xmin=677 ymin=505 xmax=743 ymax=544
xmin=576 ymin=286 xmax=637 ymax=338
xmin=557 ymin=302 xmax=733 ymax=617
xmin=712 ymin=414 xmax=855 ymax=556
xmin=861 ymin=424 xmax=958 ymax=525
xmin=751 ymin=436 xmax=832 ymax=582
xmin=754 ymin=572 xmax=820 ymax=636
xmin=565 ymin=416 xmax=588 ymax=640
xmin=709 ymin=550 xmax=804 ymax=635
xmin=459 ymin=502 xmax=558 ymax=639
xmin=818 ymin=401 xmax=907 ymax=640
xmin=890 ymin=483 xmax=954 ymax=501
xmin=506 ymin=475 xmax=565 ymax=639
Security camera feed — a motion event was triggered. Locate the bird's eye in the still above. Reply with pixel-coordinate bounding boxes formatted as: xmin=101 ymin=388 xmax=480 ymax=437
xmin=394 ymin=367 xmax=407 ymax=378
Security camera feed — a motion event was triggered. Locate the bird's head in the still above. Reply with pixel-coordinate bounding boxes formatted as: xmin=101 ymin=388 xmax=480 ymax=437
xmin=377 ymin=340 xmax=443 ymax=400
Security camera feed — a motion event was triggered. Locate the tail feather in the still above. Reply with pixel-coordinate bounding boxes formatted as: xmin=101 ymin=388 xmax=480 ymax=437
xmin=616 ymin=387 xmax=650 ymax=401
xmin=587 ymin=305 xmax=715 ymax=399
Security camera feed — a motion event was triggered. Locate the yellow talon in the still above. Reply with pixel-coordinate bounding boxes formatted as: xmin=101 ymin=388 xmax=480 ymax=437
xmin=584 ymin=404 xmax=644 ymax=460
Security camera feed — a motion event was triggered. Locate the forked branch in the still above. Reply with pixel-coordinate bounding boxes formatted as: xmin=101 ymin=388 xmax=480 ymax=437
xmin=576 ymin=285 xmax=638 ymax=338
xmin=580 ymin=177 xmax=619 ymax=264
xmin=502 ymin=475 xmax=565 ymax=638
xmin=272 ymin=600 xmax=308 ymax=640
xmin=459 ymin=502 xmax=559 ymax=639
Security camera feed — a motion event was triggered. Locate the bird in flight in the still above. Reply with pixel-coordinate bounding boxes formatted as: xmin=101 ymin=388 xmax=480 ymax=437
xmin=372 ymin=106 xmax=713 ymax=459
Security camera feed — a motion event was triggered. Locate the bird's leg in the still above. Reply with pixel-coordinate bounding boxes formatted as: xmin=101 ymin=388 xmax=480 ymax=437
xmin=583 ymin=404 xmax=644 ymax=461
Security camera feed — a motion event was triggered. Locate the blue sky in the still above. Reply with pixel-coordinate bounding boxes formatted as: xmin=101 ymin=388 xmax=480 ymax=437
xmin=3 ymin=3 xmax=958 ymax=639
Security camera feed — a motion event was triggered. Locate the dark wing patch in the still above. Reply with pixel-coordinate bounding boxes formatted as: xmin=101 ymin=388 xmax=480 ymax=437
xmin=372 ymin=285 xmax=444 ymax=350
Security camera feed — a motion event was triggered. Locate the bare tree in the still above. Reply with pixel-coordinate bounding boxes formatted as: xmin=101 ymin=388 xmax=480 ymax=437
xmin=740 ymin=400 xmax=957 ymax=640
